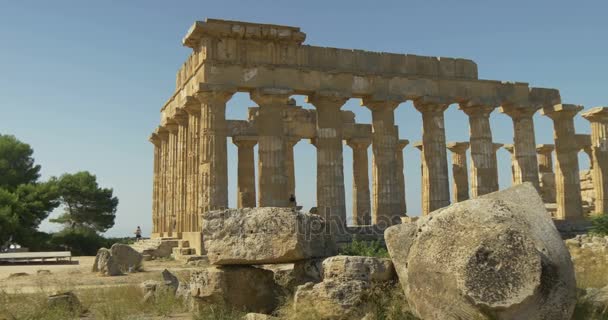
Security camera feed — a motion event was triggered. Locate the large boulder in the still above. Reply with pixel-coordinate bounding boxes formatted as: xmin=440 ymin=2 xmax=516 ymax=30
xmin=261 ymin=259 xmax=323 ymax=294
xmin=385 ymin=183 xmax=577 ymax=320
xmin=92 ymin=248 xmax=121 ymax=276
xmin=110 ymin=243 xmax=143 ymax=272
xmin=203 ymin=207 xmax=336 ymax=265
xmin=189 ymin=266 xmax=281 ymax=314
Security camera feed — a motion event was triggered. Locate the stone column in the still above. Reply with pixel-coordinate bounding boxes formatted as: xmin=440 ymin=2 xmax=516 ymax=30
xmin=165 ymin=122 xmax=179 ymax=236
xmin=582 ymin=107 xmax=608 ymax=214
xmin=413 ymin=98 xmax=451 ymax=215
xmin=346 ymin=138 xmax=372 ymax=226
xmin=194 ymin=86 xmax=235 ymax=213
xmin=250 ymin=88 xmax=292 ymax=207
xmin=503 ymin=144 xmax=520 ymax=185
xmin=285 ymin=137 xmax=300 ymax=200
xmin=499 ymin=104 xmax=541 ymax=190
xmin=412 ymin=141 xmax=427 ymax=214
xmin=157 ymin=127 xmax=169 ymax=234
xmin=459 ymin=103 xmax=498 ymax=197
xmin=307 ymin=92 xmax=349 ymax=231
xmin=446 ymin=142 xmax=470 ymax=202
xmin=396 ymin=139 xmax=409 ymax=215
xmin=174 ymin=110 xmax=189 ymax=235
xmin=149 ymin=132 xmax=161 ymax=235
xmin=362 ymin=97 xmax=402 ymax=226
xmin=536 ymin=144 xmax=555 ymax=174
xmin=492 ymin=143 xmax=503 ymax=188
xmin=232 ymin=136 xmax=257 ymax=208
xmin=184 ymin=97 xmax=201 ymax=232
xmin=541 ymin=104 xmax=584 ymax=220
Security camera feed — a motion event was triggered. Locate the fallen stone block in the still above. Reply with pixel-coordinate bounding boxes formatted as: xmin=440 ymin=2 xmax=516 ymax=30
xmin=294 ymin=279 xmax=369 ymax=319
xmin=111 ymin=243 xmax=143 ymax=273
xmin=322 ymin=255 xmax=395 ymax=282
xmin=385 ymin=183 xmax=577 ymax=320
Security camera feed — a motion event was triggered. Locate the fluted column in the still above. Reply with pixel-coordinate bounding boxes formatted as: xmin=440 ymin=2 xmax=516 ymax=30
xmin=492 ymin=143 xmax=503 ymax=188
xmin=184 ymin=97 xmax=201 ymax=232
xmin=157 ymin=128 xmax=169 ymax=234
xmin=503 ymin=144 xmax=520 ymax=185
xmin=194 ymin=86 xmax=235 ymax=213
xmin=413 ymin=98 xmax=451 ymax=215
xmin=460 ymin=103 xmax=498 ymax=197
xmin=307 ymin=92 xmax=348 ymax=231
xmin=412 ymin=141 xmax=427 ymax=214
xmin=447 ymin=142 xmax=470 ymax=202
xmin=499 ymin=104 xmax=541 ymax=189
xmin=536 ymin=144 xmax=555 ymax=174
xmin=285 ymin=137 xmax=300 ymax=200
xmin=232 ymin=136 xmax=257 ymax=208
xmin=582 ymin=107 xmax=608 ymax=214
xmin=250 ymin=88 xmax=292 ymax=207
xmin=346 ymin=138 xmax=371 ymax=226
xmin=165 ymin=122 xmax=179 ymax=236
xmin=396 ymin=139 xmax=409 ymax=215
xmin=541 ymin=104 xmax=584 ymax=220
xmin=149 ymin=132 xmax=161 ymax=235
xmin=174 ymin=110 xmax=189 ymax=235
xmin=362 ymin=97 xmax=402 ymax=226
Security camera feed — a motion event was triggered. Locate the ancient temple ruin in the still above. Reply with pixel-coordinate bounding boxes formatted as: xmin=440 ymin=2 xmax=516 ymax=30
xmin=149 ymin=18 xmax=608 ymax=254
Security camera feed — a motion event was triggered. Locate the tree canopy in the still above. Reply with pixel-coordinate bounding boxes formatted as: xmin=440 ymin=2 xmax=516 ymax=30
xmin=51 ymin=171 xmax=118 ymax=233
xmin=0 ymin=134 xmax=41 ymax=191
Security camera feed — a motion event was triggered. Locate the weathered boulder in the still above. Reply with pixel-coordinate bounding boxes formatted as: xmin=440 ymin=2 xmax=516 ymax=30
xmin=110 ymin=243 xmax=143 ymax=272
xmin=161 ymin=269 xmax=179 ymax=293
xmin=262 ymin=259 xmax=323 ymax=294
xmin=385 ymin=183 xmax=577 ymax=320
xmin=92 ymin=248 xmax=121 ymax=276
xmin=189 ymin=266 xmax=281 ymax=314
xmin=294 ymin=280 xmax=369 ymax=319
xmin=203 ymin=207 xmax=336 ymax=265
xmin=322 ymin=255 xmax=395 ymax=282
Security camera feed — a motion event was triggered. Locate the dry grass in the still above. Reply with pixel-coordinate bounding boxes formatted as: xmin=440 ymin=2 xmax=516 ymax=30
xmin=570 ymin=244 xmax=608 ymax=319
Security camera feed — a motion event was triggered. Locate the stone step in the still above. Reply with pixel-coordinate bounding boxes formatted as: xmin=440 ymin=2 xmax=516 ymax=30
xmin=172 ymin=247 xmax=195 ymax=256
xmin=177 ymin=240 xmax=190 ymax=248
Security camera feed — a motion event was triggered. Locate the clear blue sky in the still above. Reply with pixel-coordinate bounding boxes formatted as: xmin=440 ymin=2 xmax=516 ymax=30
xmin=1 ymin=1 xmax=606 ymax=237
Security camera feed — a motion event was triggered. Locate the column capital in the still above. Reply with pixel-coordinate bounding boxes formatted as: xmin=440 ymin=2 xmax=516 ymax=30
xmin=360 ymin=96 xmax=402 ymax=111
xmin=398 ymin=139 xmax=410 ymax=150
xmin=540 ymin=104 xmax=583 ymax=120
xmin=306 ymin=91 xmax=350 ymax=109
xmin=149 ymin=132 xmax=161 ymax=146
xmin=232 ymin=136 xmax=257 ymax=148
xmin=194 ymin=84 xmax=236 ymax=105
xmin=174 ymin=109 xmax=189 ymax=126
xmin=458 ymin=101 xmax=495 ymax=117
xmin=412 ymin=141 xmax=423 ymax=151
xmin=581 ymin=106 xmax=608 ymax=123
xmin=503 ymin=143 xmax=514 ymax=154
xmin=183 ymin=96 xmax=201 ymax=115
xmin=536 ymin=144 xmax=555 ymax=154
xmin=412 ymin=96 xmax=450 ymax=113
xmin=446 ymin=142 xmax=469 ymax=154
xmin=250 ymin=87 xmax=293 ymax=107
xmin=493 ymin=143 xmax=504 ymax=152
xmin=165 ymin=122 xmax=179 ymax=133
xmin=345 ymin=137 xmax=371 ymax=149
xmin=498 ymin=103 xmax=540 ymax=119
xmin=286 ymin=136 xmax=300 ymax=147
xmin=575 ymin=134 xmax=591 ymax=152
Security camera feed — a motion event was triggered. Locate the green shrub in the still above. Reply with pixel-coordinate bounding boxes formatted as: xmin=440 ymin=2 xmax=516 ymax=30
xmin=50 ymin=228 xmax=109 ymax=256
xmin=590 ymin=214 xmax=608 ymax=236
xmin=340 ymin=239 xmax=390 ymax=258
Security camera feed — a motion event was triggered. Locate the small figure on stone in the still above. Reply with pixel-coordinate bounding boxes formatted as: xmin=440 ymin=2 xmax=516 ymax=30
xmin=289 ymin=194 xmax=296 ymax=207
xmin=134 ymin=226 xmax=142 ymax=241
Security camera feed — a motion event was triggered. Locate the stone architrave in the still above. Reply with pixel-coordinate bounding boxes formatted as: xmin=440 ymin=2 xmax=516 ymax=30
xmin=413 ymin=97 xmax=451 ymax=214
xmin=541 ymin=104 xmax=584 ymax=220
xmin=194 ymin=85 xmax=235 ymax=213
xmin=183 ymin=97 xmax=202 ymax=231
xmin=361 ymin=97 xmax=402 ymax=226
xmin=459 ymin=102 xmax=498 ymax=197
xmin=499 ymin=104 xmax=541 ymax=189
xmin=446 ymin=142 xmax=470 ymax=202
xmin=250 ymin=88 xmax=293 ymax=207
xmin=307 ymin=92 xmax=349 ymax=231
xmin=537 ymin=144 xmax=555 ymax=174
xmin=232 ymin=136 xmax=257 ymax=208
xmin=346 ymin=138 xmax=372 ymax=226
xmin=396 ymin=139 xmax=409 ymax=215
xmin=582 ymin=107 xmax=608 ymax=214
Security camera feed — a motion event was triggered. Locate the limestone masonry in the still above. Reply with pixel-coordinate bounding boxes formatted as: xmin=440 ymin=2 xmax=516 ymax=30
xmin=149 ymin=18 xmax=608 ymax=254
